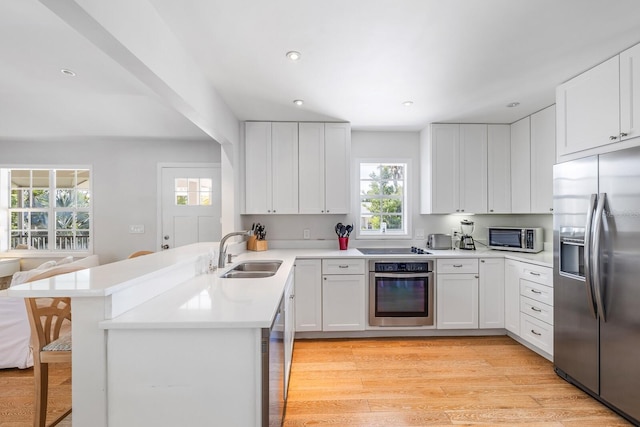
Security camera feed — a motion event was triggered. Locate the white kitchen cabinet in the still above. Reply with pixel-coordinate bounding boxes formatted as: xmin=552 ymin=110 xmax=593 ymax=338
xmin=298 ymin=122 xmax=351 ymax=214
xmin=504 ymin=259 xmax=520 ymax=334
xmin=436 ymin=258 xmax=479 ymax=329
xmin=510 ymin=116 xmax=531 ymax=213
xmin=283 ymin=269 xmax=295 ymax=397
xmin=294 ymin=259 xmax=322 ymax=332
xmin=421 ymin=124 xmax=487 ymax=214
xmin=478 ymin=258 xmax=504 ymax=329
xmin=530 ymin=105 xmax=556 ymax=213
xmin=322 ymin=274 xmax=365 ymax=331
xmin=244 ymin=121 xmax=298 ymax=214
xmin=487 ymin=125 xmax=511 ymax=213
xmin=556 ymin=56 xmax=620 ymax=158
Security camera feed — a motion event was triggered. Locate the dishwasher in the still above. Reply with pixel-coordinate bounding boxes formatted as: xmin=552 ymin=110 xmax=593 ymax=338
xmin=262 ymin=295 xmax=285 ymax=426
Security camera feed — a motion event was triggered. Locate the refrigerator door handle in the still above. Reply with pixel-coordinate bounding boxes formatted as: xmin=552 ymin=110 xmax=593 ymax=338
xmin=583 ymin=193 xmax=598 ymax=319
xmin=592 ymin=192 xmax=607 ymax=322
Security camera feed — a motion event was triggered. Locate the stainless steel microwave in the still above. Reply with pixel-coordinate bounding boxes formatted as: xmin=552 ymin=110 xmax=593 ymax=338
xmin=488 ymin=227 xmax=543 ymax=253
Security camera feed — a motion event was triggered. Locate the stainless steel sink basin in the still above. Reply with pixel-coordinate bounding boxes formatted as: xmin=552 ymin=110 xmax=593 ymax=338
xmin=220 ymin=260 xmax=282 ymax=279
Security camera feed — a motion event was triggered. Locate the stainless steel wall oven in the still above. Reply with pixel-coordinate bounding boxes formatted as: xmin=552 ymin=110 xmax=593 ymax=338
xmin=368 ymin=260 xmax=434 ymax=327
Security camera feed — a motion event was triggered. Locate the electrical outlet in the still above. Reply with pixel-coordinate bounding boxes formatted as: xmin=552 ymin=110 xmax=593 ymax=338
xmin=129 ymin=224 xmax=145 ymax=234
xmin=303 ymin=229 xmax=310 ymax=239
xmin=415 ymin=228 xmax=425 ymax=239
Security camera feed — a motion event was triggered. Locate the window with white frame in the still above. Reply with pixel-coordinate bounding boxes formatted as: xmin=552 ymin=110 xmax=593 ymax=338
xmin=359 ymin=161 xmax=408 ymax=236
xmin=6 ymin=168 xmax=91 ymax=251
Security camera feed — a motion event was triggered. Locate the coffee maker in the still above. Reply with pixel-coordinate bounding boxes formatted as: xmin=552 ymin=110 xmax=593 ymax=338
xmin=459 ymin=220 xmax=476 ymax=250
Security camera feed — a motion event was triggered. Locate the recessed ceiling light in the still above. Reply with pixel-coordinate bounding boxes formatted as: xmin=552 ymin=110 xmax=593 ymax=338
xmin=286 ymin=51 xmax=301 ymax=61
xmin=293 ymin=99 xmax=304 ymax=106
xmin=507 ymin=102 xmax=520 ymax=108
xmin=402 ymin=101 xmax=414 ymax=107
xmin=60 ymin=68 xmax=77 ymax=77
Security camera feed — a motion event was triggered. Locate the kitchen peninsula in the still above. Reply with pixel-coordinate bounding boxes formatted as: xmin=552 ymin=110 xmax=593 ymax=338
xmin=7 ymin=243 xmax=552 ymax=427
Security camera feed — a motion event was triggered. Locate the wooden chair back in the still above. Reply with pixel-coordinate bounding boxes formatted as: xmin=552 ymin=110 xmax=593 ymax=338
xmin=128 ymin=250 xmax=154 ymax=259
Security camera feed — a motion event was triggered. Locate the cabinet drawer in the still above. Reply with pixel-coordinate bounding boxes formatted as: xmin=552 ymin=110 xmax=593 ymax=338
xmin=519 ymin=264 xmax=552 ymax=287
xmin=520 ymin=313 xmax=553 ymax=355
xmin=436 ymin=258 xmax=478 ymax=274
xmin=322 ymin=259 xmax=365 ymax=275
xmin=520 ymin=279 xmax=553 ymax=306
xmin=520 ymin=296 xmax=554 ymax=325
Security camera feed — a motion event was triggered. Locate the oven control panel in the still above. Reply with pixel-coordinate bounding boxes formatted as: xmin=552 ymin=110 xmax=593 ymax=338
xmin=372 ymin=261 xmax=433 ymax=273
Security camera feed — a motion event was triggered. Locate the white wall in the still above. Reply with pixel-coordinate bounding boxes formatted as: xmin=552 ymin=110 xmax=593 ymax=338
xmin=0 ymin=138 xmax=220 ymax=263
xmin=242 ymin=130 xmax=553 ymax=248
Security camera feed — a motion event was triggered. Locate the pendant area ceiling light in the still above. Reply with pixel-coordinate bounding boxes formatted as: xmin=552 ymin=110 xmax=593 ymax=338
xmin=507 ymin=102 xmax=520 ymax=108
xmin=293 ymin=99 xmax=304 ymax=106
xmin=286 ymin=51 xmax=301 ymax=61
xmin=402 ymin=101 xmax=414 ymax=107
xmin=60 ymin=68 xmax=77 ymax=77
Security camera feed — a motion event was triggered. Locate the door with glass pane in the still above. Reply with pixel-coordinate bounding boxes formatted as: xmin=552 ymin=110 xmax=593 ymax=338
xmin=161 ymin=166 xmax=221 ymax=250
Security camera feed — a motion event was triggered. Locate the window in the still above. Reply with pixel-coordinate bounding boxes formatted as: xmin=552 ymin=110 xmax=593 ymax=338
xmin=173 ymin=178 xmax=212 ymax=206
xmin=359 ymin=161 xmax=408 ymax=237
xmin=6 ymin=168 xmax=91 ymax=251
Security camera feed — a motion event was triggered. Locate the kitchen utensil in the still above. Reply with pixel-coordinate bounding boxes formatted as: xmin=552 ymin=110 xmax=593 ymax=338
xmin=459 ymin=220 xmax=476 ymax=250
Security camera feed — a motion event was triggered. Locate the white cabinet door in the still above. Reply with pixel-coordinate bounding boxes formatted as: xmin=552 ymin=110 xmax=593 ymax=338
xmin=556 ymin=56 xmax=620 ymax=158
xmin=322 ymin=274 xmax=365 ymax=331
xmin=459 ymin=124 xmax=487 ymax=214
xmin=283 ymin=271 xmax=295 ymax=397
xmin=510 ymin=116 xmax=531 ymax=213
xmin=244 ymin=122 xmax=298 ymax=214
xmin=324 ymin=123 xmax=351 ymax=214
xmin=294 ymin=259 xmax=322 ymax=332
xmin=298 ymin=123 xmax=325 ymax=214
xmin=271 ymin=122 xmax=299 ymax=214
xmin=427 ymin=124 xmax=459 ymax=214
xmin=487 ymin=125 xmax=511 ymax=213
xmin=620 ymin=43 xmax=640 ymax=142
xmin=478 ymin=258 xmax=504 ymax=329
xmin=436 ymin=273 xmax=478 ymax=329
xmin=244 ymin=122 xmax=271 ymax=214
xmin=504 ymin=259 xmax=520 ymax=334
xmin=530 ymin=105 xmax=556 ymax=214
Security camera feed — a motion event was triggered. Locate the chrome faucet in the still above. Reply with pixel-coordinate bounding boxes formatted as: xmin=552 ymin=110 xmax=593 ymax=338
xmin=218 ymin=230 xmax=251 ymax=268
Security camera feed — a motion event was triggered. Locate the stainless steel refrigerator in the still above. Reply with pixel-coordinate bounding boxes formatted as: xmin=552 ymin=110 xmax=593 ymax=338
xmin=554 ymin=145 xmax=640 ymax=425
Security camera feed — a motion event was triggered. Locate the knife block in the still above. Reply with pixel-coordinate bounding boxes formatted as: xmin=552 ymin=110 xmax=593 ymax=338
xmin=247 ymin=236 xmax=268 ymax=251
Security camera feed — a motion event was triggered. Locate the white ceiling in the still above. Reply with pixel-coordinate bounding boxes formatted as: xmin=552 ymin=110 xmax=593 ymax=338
xmin=2 ymin=0 xmax=640 ymax=139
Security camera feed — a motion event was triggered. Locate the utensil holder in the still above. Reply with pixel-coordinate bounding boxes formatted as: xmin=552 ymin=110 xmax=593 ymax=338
xmin=338 ymin=237 xmax=349 ymax=250
xmin=247 ymin=236 xmax=268 ymax=251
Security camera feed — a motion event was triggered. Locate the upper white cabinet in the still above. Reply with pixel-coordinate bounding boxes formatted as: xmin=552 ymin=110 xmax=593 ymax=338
xmin=557 ymin=42 xmax=640 ymax=160
xmin=487 ymin=125 xmax=511 ymax=213
xmin=421 ymin=124 xmax=487 ymax=214
xmin=299 ymin=122 xmax=351 ymax=214
xmin=510 ymin=117 xmax=531 ymax=213
xmin=530 ymin=105 xmax=556 ymax=213
xmin=245 ymin=122 xmax=299 ymax=214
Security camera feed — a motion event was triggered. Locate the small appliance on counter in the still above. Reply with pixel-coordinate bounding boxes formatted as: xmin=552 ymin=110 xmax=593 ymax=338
xmin=487 ymin=226 xmax=542 ymax=253
xmin=427 ymin=233 xmax=452 ymax=250
xmin=458 ymin=220 xmax=476 ymax=250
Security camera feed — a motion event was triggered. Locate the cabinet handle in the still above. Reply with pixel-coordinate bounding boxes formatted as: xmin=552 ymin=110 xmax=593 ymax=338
xmin=529 ymin=271 xmax=541 ymax=276
xmin=326 ymin=210 xmax=330 ymax=213
xmin=474 ymin=275 xmax=479 ymax=279
xmin=549 ymin=208 xmax=553 ymax=212
xmin=620 ymin=132 xmax=628 ymax=138
xmin=481 ymin=260 xmax=485 ymax=263
xmin=339 ymin=265 xmax=349 ymax=269
xmin=531 ymin=289 xmax=542 ymax=294
xmin=290 ymin=294 xmax=295 ymax=299
xmin=321 ymin=210 xmax=324 ymax=213
xmin=610 ymin=135 xmax=618 ymax=141
xmin=531 ymin=306 xmax=542 ymax=312
xmin=452 ymin=264 xmax=463 ymax=268
xmin=489 ymin=209 xmax=494 ymax=212
xmin=530 ymin=329 xmax=542 ymax=336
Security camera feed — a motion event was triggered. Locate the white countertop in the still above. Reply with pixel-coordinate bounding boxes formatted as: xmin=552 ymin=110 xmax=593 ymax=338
xmin=7 ymin=244 xmax=553 ymax=330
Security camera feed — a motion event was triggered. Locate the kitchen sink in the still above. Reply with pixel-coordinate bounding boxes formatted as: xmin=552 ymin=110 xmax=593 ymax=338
xmin=220 ymin=260 xmax=282 ymax=279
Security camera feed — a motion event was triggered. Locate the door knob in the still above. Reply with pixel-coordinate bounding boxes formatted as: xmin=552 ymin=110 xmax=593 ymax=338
xmin=161 ymin=244 xmax=169 ymax=250
xmin=164 ymin=235 xmax=170 ymax=240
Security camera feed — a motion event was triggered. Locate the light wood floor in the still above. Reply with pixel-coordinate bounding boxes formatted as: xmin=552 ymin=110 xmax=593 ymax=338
xmin=0 ymin=363 xmax=71 ymax=427
xmin=284 ymin=336 xmax=632 ymax=426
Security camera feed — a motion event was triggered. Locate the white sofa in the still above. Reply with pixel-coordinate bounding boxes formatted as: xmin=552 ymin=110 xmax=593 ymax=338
xmin=0 ymin=255 xmax=99 ymax=369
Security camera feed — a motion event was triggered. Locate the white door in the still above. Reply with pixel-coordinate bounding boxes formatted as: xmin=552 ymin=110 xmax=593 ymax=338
xmin=161 ymin=165 xmax=221 ymax=250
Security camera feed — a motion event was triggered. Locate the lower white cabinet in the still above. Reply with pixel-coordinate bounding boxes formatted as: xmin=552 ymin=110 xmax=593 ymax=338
xmin=478 ymin=258 xmax=505 ymax=328
xmin=294 ymin=259 xmax=322 ymax=332
xmin=504 ymin=259 xmax=521 ymax=334
xmin=283 ymin=270 xmax=295 ymax=396
xmin=436 ymin=259 xmax=479 ymax=329
xmin=322 ymin=275 xmax=365 ymax=331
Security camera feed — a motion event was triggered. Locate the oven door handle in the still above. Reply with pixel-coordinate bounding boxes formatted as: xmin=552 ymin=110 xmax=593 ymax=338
xmin=373 ymin=272 xmax=433 ymax=279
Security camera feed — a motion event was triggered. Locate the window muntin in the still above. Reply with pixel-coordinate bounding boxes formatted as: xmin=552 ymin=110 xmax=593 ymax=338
xmin=8 ymin=169 xmax=91 ymax=251
xmin=359 ymin=162 xmax=407 ymax=236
